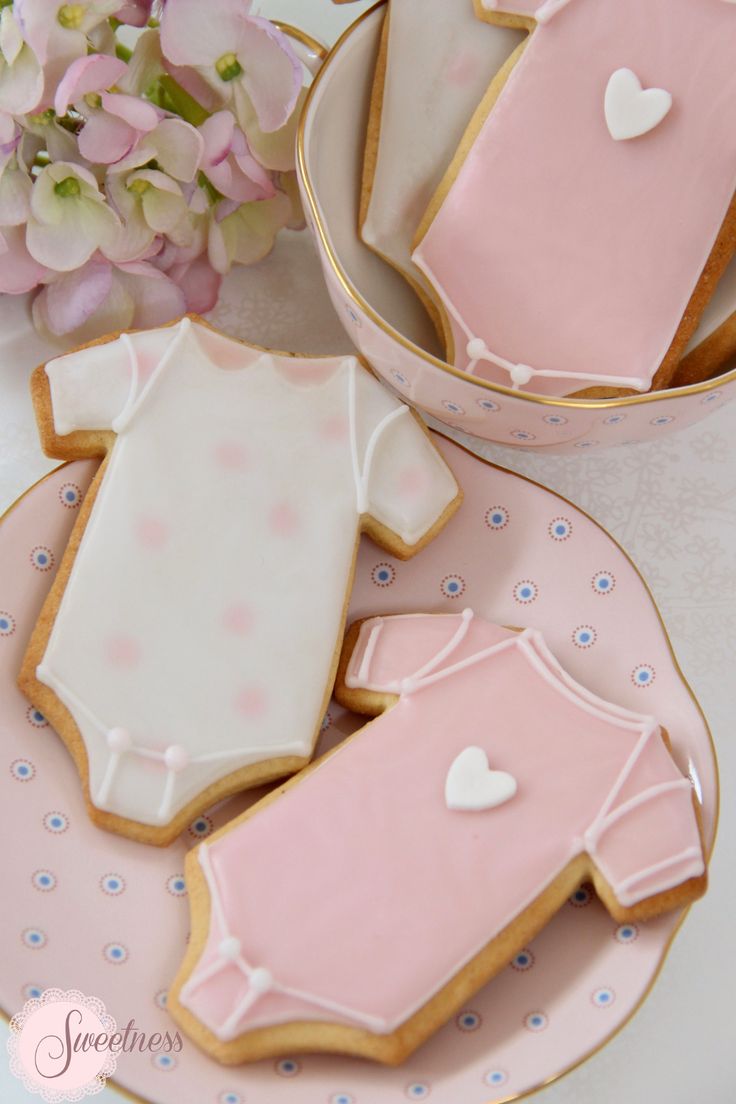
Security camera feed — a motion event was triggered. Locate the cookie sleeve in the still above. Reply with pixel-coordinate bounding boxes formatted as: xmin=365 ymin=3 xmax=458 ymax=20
xmin=355 ymin=371 xmax=459 ymax=548
xmin=343 ymin=611 xmax=517 ymax=694
xmin=44 ymin=327 xmax=174 ymax=435
xmin=585 ymin=731 xmax=706 ymax=909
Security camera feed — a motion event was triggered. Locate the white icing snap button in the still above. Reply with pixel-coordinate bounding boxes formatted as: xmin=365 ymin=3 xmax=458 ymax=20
xmin=219 ymin=936 xmax=242 ymax=961
xmin=466 ymin=338 xmax=487 ymax=360
xmin=510 ymin=364 xmax=534 ymax=387
xmin=107 ymin=727 xmax=132 ymax=753
xmin=249 ymin=967 xmax=273 ymax=994
xmin=165 ymin=744 xmax=190 ymax=772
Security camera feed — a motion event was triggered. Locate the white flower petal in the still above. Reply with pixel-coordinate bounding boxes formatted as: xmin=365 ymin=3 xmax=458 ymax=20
xmin=0 ymin=10 xmax=24 ymax=66
xmin=141 ymin=185 xmax=188 ymax=234
xmin=151 ymin=118 xmax=204 ymax=183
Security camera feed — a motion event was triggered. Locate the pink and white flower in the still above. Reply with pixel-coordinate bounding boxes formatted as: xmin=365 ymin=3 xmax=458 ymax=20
xmin=25 ymin=160 xmax=121 ymax=270
xmin=199 ymin=111 xmax=274 ymax=203
xmin=208 ymin=190 xmax=291 ymax=275
xmin=15 ymin=0 xmax=122 ymax=106
xmin=160 ymin=0 xmax=301 ymax=133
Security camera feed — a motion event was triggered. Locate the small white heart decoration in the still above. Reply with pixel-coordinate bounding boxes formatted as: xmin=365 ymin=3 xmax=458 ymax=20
xmin=445 ymin=746 xmax=517 ymax=813
xmin=604 ymin=68 xmax=672 ymax=142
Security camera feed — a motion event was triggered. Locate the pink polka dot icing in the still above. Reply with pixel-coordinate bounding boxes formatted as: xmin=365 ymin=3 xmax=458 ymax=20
xmin=222 ymin=603 xmax=253 ymax=636
xmin=268 ymin=502 xmax=300 ymax=538
xmin=214 ymin=441 xmax=250 ymax=471
xmin=397 ymin=466 xmax=430 ymax=497
xmin=320 ymin=415 xmax=349 ymax=442
xmin=135 ymin=516 xmax=169 ymax=550
xmin=105 ymin=635 xmax=141 ymax=669
xmin=235 ymin=687 xmax=268 ymax=719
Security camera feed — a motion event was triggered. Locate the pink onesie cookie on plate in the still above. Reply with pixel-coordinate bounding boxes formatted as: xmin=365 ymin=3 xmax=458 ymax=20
xmin=169 ymin=610 xmax=706 ymax=1066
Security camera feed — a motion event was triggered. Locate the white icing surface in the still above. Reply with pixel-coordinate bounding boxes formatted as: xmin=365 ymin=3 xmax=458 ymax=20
xmin=361 ymin=0 xmax=523 ymax=293
xmin=37 ymin=318 xmax=458 ymax=826
xmin=604 ymin=68 xmax=672 ymax=142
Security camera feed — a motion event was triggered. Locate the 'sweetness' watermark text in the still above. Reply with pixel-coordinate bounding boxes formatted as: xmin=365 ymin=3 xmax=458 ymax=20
xmin=7 ymin=988 xmax=182 ymax=1100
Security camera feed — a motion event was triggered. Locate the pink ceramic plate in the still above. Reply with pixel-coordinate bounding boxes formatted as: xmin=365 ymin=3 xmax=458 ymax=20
xmin=0 ymin=442 xmax=716 ymax=1104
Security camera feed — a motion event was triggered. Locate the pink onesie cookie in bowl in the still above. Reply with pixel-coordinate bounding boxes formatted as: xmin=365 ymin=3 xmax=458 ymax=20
xmin=300 ymin=2 xmax=736 ymax=450
xmin=168 ymin=610 xmax=706 ymax=1066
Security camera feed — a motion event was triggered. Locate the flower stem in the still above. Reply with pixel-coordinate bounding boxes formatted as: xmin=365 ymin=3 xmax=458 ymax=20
xmin=157 ymin=75 xmax=210 ymax=126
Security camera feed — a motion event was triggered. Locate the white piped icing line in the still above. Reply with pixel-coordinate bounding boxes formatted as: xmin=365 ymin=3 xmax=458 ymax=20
xmin=347 ymin=360 xmax=410 ymax=516
xmin=35 ymin=663 xmax=306 ymax=824
xmin=579 ymin=724 xmax=703 ymax=906
xmin=450 ymin=325 xmax=648 ymax=393
xmin=179 ymin=844 xmax=391 ymax=1039
xmin=347 ymin=609 xmax=475 ymax=695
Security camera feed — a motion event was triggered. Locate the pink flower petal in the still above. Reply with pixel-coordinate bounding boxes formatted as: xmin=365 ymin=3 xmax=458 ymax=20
xmin=240 ymin=87 xmax=306 ymax=172
xmin=54 ymin=54 xmax=127 ymax=116
xmin=78 ymin=110 xmax=137 ymax=165
xmin=117 ymin=264 xmax=187 ymax=328
xmin=160 ymin=0 xmax=254 ymax=67
xmin=42 ymin=258 xmax=113 ymax=334
xmin=233 ymin=16 xmax=301 ymax=133
xmin=115 ymin=0 xmax=154 ymax=28
xmin=0 ymin=164 xmax=32 ymax=226
xmin=168 ymin=252 xmax=221 ymax=313
xmin=200 ymin=111 xmax=235 ymax=167
xmin=163 ymin=61 xmax=223 ymax=113
xmin=101 ymin=91 xmax=160 ymax=132
xmin=0 ymin=224 xmax=47 ymax=293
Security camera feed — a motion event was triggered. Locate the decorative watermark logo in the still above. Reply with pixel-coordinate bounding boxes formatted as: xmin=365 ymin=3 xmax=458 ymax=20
xmin=8 ymin=989 xmax=118 ymax=1100
xmin=7 ymin=988 xmax=183 ymax=1100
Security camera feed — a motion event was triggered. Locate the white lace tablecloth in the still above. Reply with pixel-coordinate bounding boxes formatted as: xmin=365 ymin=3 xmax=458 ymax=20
xmin=1 ymin=2 xmax=734 ymax=1100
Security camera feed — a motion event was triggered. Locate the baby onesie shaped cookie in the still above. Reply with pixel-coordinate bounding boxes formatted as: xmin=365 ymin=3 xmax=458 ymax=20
xmin=19 ymin=318 xmax=461 ymax=845
xmin=359 ymin=0 xmax=523 ymax=310
xmin=169 ymin=610 xmax=706 ymax=1065
xmin=413 ymin=0 xmax=736 ymax=398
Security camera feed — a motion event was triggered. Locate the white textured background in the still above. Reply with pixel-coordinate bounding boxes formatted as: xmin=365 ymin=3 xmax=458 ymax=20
xmin=2 ymin=1 xmax=735 ymax=1100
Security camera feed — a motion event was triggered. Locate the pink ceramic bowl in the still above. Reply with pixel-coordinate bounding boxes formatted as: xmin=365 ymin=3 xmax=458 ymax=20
xmin=297 ymin=3 xmax=736 ymax=454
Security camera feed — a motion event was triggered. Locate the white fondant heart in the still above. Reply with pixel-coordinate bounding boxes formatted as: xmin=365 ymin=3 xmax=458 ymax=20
xmin=445 ymin=746 xmax=517 ymax=813
xmin=604 ymin=68 xmax=672 ymax=142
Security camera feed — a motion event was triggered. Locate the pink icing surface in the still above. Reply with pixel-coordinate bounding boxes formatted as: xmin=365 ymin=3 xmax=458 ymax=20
xmin=413 ymin=0 xmax=736 ymax=396
xmin=180 ymin=613 xmax=703 ymax=1042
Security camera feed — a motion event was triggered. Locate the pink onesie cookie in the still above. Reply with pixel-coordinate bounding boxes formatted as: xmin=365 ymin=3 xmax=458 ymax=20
xmin=169 ymin=610 xmax=706 ymax=1065
xmin=413 ymin=0 xmax=736 ymax=398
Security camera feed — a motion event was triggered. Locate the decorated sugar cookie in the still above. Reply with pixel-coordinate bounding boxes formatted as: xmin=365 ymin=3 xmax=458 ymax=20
xmin=413 ymin=0 xmax=736 ymax=398
xmin=677 ymin=253 xmax=736 ymax=387
xmin=359 ymin=0 xmax=523 ymax=314
xmin=19 ymin=318 xmax=461 ymax=845
xmin=168 ymin=610 xmax=706 ymax=1065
